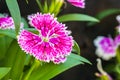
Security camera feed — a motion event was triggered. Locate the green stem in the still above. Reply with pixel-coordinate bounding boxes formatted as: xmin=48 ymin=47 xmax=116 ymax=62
xmin=23 ymin=59 xmax=40 ymax=80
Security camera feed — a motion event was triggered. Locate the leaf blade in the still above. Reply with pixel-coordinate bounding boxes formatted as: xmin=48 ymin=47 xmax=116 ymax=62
xmin=0 ymin=29 xmax=16 ymax=39
xmin=0 ymin=67 xmax=11 ymax=79
xmin=72 ymin=41 xmax=80 ymax=55
xmin=58 ymin=14 xmax=99 ymax=22
xmin=5 ymin=0 xmax=21 ymax=35
xmin=29 ymin=53 xmax=90 ymax=80
xmin=88 ymin=9 xmax=120 ymax=26
xmin=0 ymin=36 xmax=13 ymax=60
xmin=96 ymin=9 xmax=120 ymax=20
xmin=3 ymin=40 xmax=26 ymax=80
xmin=9 ymin=47 xmax=26 ymax=80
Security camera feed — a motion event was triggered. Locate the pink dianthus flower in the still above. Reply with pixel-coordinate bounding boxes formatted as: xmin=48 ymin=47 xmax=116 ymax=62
xmin=0 ymin=16 xmax=24 ymax=30
xmin=67 ymin=0 xmax=85 ymax=8
xmin=0 ymin=17 xmax=14 ymax=29
xmin=18 ymin=13 xmax=73 ymax=64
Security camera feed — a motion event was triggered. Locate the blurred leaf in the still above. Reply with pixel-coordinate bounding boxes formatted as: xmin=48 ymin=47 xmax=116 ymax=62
xmin=5 ymin=36 xmax=13 ymax=49
xmin=3 ymin=40 xmax=19 ymax=80
xmin=115 ymin=64 xmax=120 ymax=74
xmin=3 ymin=40 xmax=26 ymax=80
xmin=49 ymin=0 xmax=55 ymax=13
xmin=58 ymin=14 xmax=99 ymax=22
xmin=53 ymin=0 xmax=64 ymax=16
xmin=3 ymin=40 xmax=19 ymax=66
xmin=5 ymin=0 xmax=21 ymax=35
xmin=116 ymin=47 xmax=120 ymax=63
xmin=96 ymin=9 xmax=120 ymax=20
xmin=26 ymin=0 xmax=29 ymax=4
xmin=28 ymin=53 xmax=91 ymax=80
xmin=43 ymin=0 xmax=48 ymax=13
xmin=36 ymin=0 xmax=43 ymax=12
xmin=72 ymin=41 xmax=80 ymax=55
xmin=24 ymin=55 xmax=32 ymax=66
xmin=104 ymin=63 xmax=116 ymax=73
xmin=0 ymin=36 xmax=6 ymax=60
xmin=0 ymin=36 xmax=13 ymax=60
xmin=9 ymin=47 xmax=26 ymax=80
xmin=21 ymin=18 xmax=29 ymax=28
xmin=88 ymin=9 xmax=120 ymax=26
xmin=0 ymin=67 xmax=11 ymax=79
xmin=0 ymin=29 xmax=16 ymax=39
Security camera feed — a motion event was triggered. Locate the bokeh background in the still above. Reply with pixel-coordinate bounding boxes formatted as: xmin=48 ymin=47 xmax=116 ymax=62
xmin=0 ymin=0 xmax=120 ymax=80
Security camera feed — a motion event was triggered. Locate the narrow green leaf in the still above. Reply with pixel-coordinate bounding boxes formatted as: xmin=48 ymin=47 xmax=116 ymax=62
xmin=43 ymin=0 xmax=48 ymax=13
xmin=36 ymin=0 xmax=44 ymax=12
xmin=0 ymin=36 xmax=6 ymax=60
xmin=9 ymin=47 xmax=26 ymax=80
xmin=3 ymin=40 xmax=19 ymax=66
xmin=88 ymin=9 xmax=120 ymax=26
xmin=58 ymin=14 xmax=99 ymax=22
xmin=72 ymin=40 xmax=80 ymax=55
xmin=5 ymin=0 xmax=21 ymax=35
xmin=3 ymin=40 xmax=19 ymax=80
xmin=0 ymin=29 xmax=16 ymax=39
xmin=96 ymin=9 xmax=120 ymax=20
xmin=0 ymin=36 xmax=13 ymax=60
xmin=49 ymin=0 xmax=55 ymax=13
xmin=28 ymin=53 xmax=90 ymax=80
xmin=70 ymin=53 xmax=91 ymax=64
xmin=21 ymin=18 xmax=29 ymax=28
xmin=24 ymin=55 xmax=32 ymax=66
xmin=4 ymin=36 xmax=13 ymax=50
xmin=53 ymin=0 xmax=64 ymax=16
xmin=0 ymin=67 xmax=11 ymax=79
xmin=3 ymin=40 xmax=26 ymax=80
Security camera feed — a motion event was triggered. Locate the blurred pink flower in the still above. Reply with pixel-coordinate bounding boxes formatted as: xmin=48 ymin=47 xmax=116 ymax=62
xmin=18 ymin=13 xmax=73 ymax=64
xmin=0 ymin=16 xmax=24 ymax=30
xmin=114 ymin=34 xmax=120 ymax=47
xmin=0 ymin=17 xmax=14 ymax=29
xmin=67 ymin=0 xmax=85 ymax=8
xmin=94 ymin=36 xmax=117 ymax=60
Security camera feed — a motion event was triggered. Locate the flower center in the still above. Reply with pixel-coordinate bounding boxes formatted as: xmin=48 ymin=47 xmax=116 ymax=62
xmin=43 ymin=37 xmax=49 ymax=42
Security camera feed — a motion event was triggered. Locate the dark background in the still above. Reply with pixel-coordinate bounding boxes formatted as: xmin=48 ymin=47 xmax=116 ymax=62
xmin=0 ymin=0 xmax=120 ymax=80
